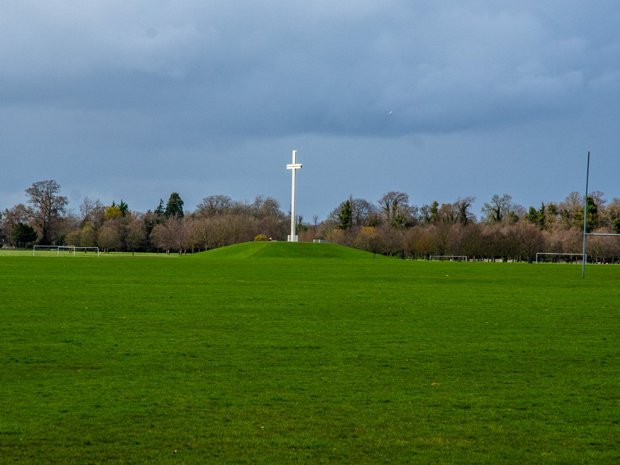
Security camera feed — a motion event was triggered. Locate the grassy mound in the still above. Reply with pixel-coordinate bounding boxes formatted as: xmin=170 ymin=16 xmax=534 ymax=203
xmin=197 ymin=241 xmax=381 ymax=259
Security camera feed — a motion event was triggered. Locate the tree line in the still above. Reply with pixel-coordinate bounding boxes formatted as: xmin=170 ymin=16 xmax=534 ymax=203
xmin=316 ymin=191 xmax=620 ymax=262
xmin=2 ymin=180 xmax=620 ymax=262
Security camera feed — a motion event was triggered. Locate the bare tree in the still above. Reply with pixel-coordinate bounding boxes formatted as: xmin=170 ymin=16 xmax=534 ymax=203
xmin=351 ymin=198 xmax=379 ymax=226
xmin=453 ymin=196 xmax=476 ymax=225
xmin=482 ymin=194 xmax=512 ymax=224
xmin=125 ymin=217 xmax=147 ymax=252
xmin=250 ymin=196 xmax=287 ymax=239
xmin=605 ymin=198 xmax=620 ymax=233
xmin=403 ymin=225 xmax=439 ymax=258
xmin=459 ymin=223 xmax=483 ymax=258
xmin=513 ymin=221 xmax=545 ymax=262
xmin=375 ymin=224 xmax=406 ymax=256
xmin=25 ymin=180 xmax=68 ymax=244
xmin=79 ymin=222 xmax=98 ymax=247
xmin=378 ymin=191 xmax=411 ymax=228
xmin=151 ymin=217 xmax=187 ymax=253
xmin=97 ymin=220 xmax=123 ymax=251
xmin=419 ymin=201 xmax=439 ymax=225
xmin=353 ymin=226 xmax=383 ymax=256
xmin=204 ymin=214 xmax=258 ymax=248
xmin=79 ymin=197 xmax=106 ymax=228
xmin=186 ymin=218 xmax=210 ymax=251
xmin=1 ymin=204 xmax=32 ymax=247
xmin=251 ymin=196 xmax=284 ymax=219
xmin=328 ymin=197 xmax=376 ymax=227
xmin=559 ymin=191 xmax=583 ymax=228
xmin=196 ymin=195 xmax=234 ymax=217
xmin=437 ymin=203 xmax=457 ymax=224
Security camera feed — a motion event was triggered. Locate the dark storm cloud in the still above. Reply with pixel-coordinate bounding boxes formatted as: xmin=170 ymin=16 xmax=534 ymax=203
xmin=1 ymin=1 xmax=619 ymax=216
xmin=2 ymin=0 xmax=617 ymax=140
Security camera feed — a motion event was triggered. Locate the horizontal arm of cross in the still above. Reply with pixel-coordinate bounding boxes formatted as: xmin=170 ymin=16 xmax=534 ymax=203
xmin=287 ymin=163 xmax=302 ymax=170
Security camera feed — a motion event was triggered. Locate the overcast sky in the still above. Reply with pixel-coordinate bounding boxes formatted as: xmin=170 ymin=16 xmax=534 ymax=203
xmin=1 ymin=0 xmax=618 ymax=220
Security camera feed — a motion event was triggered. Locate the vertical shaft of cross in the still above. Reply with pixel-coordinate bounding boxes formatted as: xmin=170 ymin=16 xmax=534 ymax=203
xmin=286 ymin=150 xmax=302 ymax=242
xmin=291 ymin=152 xmax=297 ymax=241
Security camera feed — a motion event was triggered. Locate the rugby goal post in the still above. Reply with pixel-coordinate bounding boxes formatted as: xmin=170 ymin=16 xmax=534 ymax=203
xmin=429 ymin=255 xmax=468 ymax=262
xmin=581 ymin=152 xmax=620 ymax=277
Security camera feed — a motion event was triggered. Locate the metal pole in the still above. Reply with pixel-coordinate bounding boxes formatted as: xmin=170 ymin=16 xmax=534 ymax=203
xmin=581 ymin=151 xmax=590 ymax=279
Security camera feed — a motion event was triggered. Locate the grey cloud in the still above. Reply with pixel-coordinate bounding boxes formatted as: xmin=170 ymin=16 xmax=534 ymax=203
xmin=2 ymin=1 xmax=617 ymax=142
xmin=0 ymin=1 xmax=619 ymax=222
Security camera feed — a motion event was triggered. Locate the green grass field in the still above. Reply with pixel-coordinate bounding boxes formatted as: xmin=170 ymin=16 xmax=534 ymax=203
xmin=1 ymin=242 xmax=618 ymax=464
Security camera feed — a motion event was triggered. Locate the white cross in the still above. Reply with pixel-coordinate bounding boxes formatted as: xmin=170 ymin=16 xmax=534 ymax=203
xmin=286 ymin=150 xmax=302 ymax=242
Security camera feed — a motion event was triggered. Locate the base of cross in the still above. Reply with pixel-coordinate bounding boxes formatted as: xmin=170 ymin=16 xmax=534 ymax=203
xmin=287 ymin=235 xmax=299 ymax=242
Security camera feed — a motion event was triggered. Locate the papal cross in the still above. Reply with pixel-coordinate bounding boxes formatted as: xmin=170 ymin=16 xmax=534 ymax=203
xmin=286 ymin=150 xmax=302 ymax=242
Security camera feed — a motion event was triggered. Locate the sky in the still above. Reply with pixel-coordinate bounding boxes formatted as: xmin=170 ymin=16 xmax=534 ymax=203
xmin=1 ymin=0 xmax=619 ymax=221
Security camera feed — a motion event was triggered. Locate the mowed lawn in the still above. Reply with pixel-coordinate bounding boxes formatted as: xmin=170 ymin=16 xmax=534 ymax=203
xmin=0 ymin=243 xmax=618 ymax=464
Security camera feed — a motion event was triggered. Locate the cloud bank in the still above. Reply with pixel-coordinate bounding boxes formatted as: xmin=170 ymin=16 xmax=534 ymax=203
xmin=0 ymin=1 xmax=618 ymax=216
xmin=2 ymin=1 xmax=617 ymax=140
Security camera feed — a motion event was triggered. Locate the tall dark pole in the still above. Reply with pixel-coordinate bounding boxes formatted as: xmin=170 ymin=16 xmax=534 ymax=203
xmin=581 ymin=152 xmax=590 ymax=279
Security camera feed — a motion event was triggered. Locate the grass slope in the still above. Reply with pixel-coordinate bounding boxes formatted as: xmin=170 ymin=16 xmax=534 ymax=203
xmin=197 ymin=241 xmax=381 ymax=259
xmin=0 ymin=256 xmax=618 ymax=464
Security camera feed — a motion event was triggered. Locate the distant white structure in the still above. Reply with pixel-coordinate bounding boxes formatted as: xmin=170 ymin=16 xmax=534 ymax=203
xmin=286 ymin=149 xmax=302 ymax=242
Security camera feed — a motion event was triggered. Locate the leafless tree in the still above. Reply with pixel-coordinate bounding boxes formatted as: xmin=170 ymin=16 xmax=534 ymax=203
xmin=512 ymin=221 xmax=545 ymax=262
xmin=25 ymin=180 xmax=68 ymax=244
xmin=79 ymin=222 xmax=98 ymax=247
xmin=605 ymin=198 xmax=620 ymax=233
xmin=453 ymin=196 xmax=476 ymax=225
xmin=459 ymin=223 xmax=483 ymax=259
xmin=205 ymin=214 xmax=258 ymax=248
xmin=378 ymin=191 xmax=411 ymax=228
xmin=97 ymin=220 xmax=123 ymax=251
xmin=125 ymin=217 xmax=147 ymax=252
xmin=481 ymin=194 xmax=521 ymax=225
xmin=79 ymin=197 xmax=106 ymax=228
xmin=1 ymin=204 xmax=33 ymax=247
xmin=403 ymin=225 xmax=439 ymax=258
xmin=196 ymin=195 xmax=234 ymax=217
xmin=437 ymin=203 xmax=457 ymax=224
xmin=352 ymin=226 xmax=382 ymax=255
xmin=151 ymin=217 xmax=188 ymax=253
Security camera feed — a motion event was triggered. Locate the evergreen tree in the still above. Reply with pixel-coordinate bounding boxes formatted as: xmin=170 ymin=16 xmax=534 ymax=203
xmin=164 ymin=192 xmax=184 ymax=218
xmin=155 ymin=199 xmax=165 ymax=217
xmin=585 ymin=195 xmax=598 ymax=232
xmin=12 ymin=222 xmax=37 ymax=247
xmin=537 ymin=202 xmax=546 ymax=229
xmin=429 ymin=201 xmax=439 ymax=225
xmin=338 ymin=199 xmax=353 ymax=230
xmin=119 ymin=200 xmax=129 ymax=217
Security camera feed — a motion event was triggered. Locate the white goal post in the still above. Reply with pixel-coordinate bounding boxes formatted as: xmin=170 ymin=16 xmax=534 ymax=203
xmin=75 ymin=246 xmax=100 ymax=257
xmin=535 ymin=252 xmax=585 ymax=264
xmin=32 ymin=245 xmax=100 ymax=257
xmin=429 ymin=255 xmax=468 ymax=262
